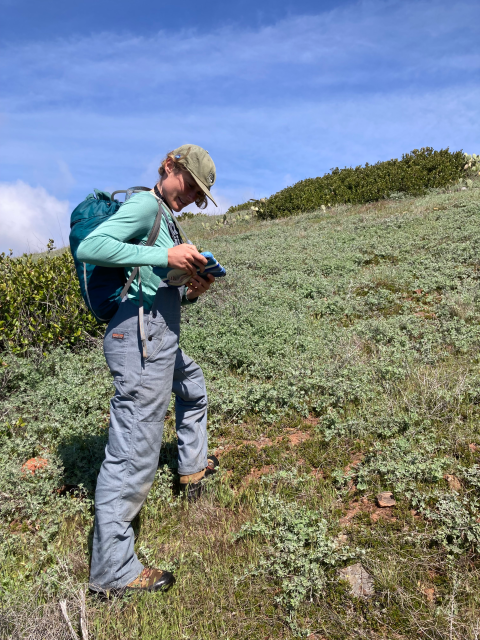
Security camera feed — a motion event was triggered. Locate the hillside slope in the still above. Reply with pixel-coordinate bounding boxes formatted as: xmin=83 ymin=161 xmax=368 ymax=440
xmin=1 ymin=179 xmax=480 ymax=639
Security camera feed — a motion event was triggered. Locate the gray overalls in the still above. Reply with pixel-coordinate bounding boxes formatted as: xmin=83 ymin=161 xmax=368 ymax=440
xmin=89 ymin=272 xmax=208 ymax=590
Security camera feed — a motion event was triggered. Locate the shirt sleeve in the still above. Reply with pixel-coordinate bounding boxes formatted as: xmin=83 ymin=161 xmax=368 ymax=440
xmin=181 ymin=291 xmax=198 ymax=305
xmin=76 ymin=193 xmax=170 ymax=268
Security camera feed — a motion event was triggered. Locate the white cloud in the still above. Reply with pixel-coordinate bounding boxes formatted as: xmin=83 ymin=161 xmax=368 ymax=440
xmin=0 ymin=181 xmax=69 ymax=255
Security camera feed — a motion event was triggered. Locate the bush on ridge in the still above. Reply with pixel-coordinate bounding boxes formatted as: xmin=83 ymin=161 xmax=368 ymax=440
xmin=228 ymin=147 xmax=465 ymax=219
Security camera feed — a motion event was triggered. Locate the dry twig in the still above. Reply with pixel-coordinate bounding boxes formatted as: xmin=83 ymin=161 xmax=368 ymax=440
xmin=79 ymin=590 xmax=88 ymax=640
xmin=59 ymin=601 xmax=79 ymax=640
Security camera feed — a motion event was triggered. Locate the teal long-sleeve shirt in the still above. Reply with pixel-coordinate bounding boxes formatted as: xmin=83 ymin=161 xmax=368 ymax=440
xmin=77 ymin=191 xmax=194 ymax=311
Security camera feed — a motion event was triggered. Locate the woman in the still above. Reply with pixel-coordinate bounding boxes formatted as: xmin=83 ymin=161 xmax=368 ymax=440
xmin=77 ymin=144 xmax=218 ymax=595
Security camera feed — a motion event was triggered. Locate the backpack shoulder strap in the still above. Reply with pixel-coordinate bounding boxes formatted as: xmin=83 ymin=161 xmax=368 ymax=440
xmin=119 ymin=201 xmax=163 ymax=299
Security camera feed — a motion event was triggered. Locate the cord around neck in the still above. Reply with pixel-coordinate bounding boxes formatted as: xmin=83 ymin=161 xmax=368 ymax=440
xmin=153 ymin=183 xmax=193 ymax=245
xmin=153 ymin=183 xmax=170 ymax=208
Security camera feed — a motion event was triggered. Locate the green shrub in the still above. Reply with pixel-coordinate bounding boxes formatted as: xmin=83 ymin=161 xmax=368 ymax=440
xmin=227 ymin=199 xmax=266 ymax=216
xmin=412 ymin=491 xmax=480 ymax=555
xmin=0 ymin=249 xmax=100 ymax=354
xmin=234 ymin=494 xmax=355 ymax=615
xmin=355 ymin=432 xmax=451 ymax=493
xmin=176 ymin=210 xmax=198 ymax=221
xmin=228 ymin=147 xmax=465 ymax=219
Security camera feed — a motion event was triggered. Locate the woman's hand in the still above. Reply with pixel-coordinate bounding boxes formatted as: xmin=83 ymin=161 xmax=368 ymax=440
xmin=186 ymin=273 xmax=215 ymax=300
xmin=167 ymin=244 xmax=207 ymax=276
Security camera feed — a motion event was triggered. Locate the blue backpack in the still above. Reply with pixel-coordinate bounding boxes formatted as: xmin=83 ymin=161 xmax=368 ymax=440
xmin=69 ymin=187 xmax=164 ymax=323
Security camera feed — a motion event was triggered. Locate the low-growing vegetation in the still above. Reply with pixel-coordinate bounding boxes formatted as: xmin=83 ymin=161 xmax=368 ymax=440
xmin=1 ymin=165 xmax=480 ymax=638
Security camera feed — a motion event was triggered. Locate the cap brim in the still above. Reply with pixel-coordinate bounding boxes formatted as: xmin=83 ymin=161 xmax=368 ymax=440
xmin=190 ymin=171 xmax=218 ymax=207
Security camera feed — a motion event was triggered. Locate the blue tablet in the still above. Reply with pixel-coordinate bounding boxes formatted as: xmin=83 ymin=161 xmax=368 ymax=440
xmin=153 ymin=251 xmax=226 ymax=287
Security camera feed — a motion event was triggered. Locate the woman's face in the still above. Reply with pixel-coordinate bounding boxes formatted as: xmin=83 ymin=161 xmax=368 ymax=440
xmin=160 ymin=158 xmax=204 ymax=212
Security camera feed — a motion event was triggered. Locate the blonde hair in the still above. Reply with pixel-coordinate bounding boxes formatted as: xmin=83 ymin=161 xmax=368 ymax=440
xmin=157 ymin=150 xmax=208 ymax=209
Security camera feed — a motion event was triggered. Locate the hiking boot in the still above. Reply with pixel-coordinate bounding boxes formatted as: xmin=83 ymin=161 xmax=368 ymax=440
xmin=179 ymin=455 xmax=219 ymax=502
xmin=89 ymin=568 xmax=175 ymax=599
xmin=125 ymin=567 xmax=175 ymax=593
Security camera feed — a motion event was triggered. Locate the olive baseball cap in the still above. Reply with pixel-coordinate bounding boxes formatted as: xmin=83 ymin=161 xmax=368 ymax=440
xmin=173 ymin=144 xmax=218 ymax=207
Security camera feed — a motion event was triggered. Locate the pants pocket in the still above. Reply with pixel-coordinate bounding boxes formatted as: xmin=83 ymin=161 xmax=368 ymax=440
xmin=104 ymin=329 xmax=129 ymax=381
xmin=144 ymin=317 xmax=168 ymax=362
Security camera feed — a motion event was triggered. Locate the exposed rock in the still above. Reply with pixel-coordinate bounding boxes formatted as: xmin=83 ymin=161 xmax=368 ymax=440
xmin=377 ymin=491 xmax=396 ymax=507
xmin=339 ymin=563 xmax=374 ymax=597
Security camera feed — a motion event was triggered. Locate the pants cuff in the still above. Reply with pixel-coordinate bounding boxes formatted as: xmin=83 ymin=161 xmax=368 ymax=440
xmin=89 ymin=559 xmax=144 ymax=591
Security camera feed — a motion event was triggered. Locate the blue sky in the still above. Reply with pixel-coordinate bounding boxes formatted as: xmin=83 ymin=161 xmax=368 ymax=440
xmin=0 ymin=0 xmax=479 ymax=254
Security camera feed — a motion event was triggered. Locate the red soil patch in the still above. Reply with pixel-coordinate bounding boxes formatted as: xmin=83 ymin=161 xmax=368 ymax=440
xmin=340 ymin=496 xmax=397 ymax=526
xmin=370 ymin=507 xmax=397 ymax=523
xmin=340 ymin=452 xmax=365 ymax=493
xmin=214 ymin=429 xmax=311 ymax=459
xmin=340 ymin=501 xmax=364 ymax=525
xmin=344 ymin=452 xmax=364 ymax=474
xmin=244 ymin=465 xmax=276 ymax=482
xmin=9 ymin=520 xmax=24 ymax=534
xmin=213 ymin=428 xmax=312 ymax=485
xmin=286 ymin=430 xmax=310 ymax=446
